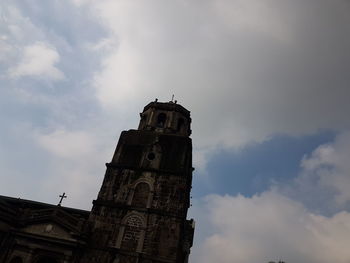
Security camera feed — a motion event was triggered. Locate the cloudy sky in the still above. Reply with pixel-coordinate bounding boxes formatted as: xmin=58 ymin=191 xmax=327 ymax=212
xmin=1 ymin=0 xmax=350 ymax=262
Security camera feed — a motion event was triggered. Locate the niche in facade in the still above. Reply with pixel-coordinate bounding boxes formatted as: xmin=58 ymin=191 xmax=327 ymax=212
xmin=132 ymin=182 xmax=150 ymax=208
xmin=157 ymin=113 xmax=167 ymax=128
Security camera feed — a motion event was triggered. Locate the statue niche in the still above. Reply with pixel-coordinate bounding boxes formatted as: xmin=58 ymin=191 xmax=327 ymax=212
xmin=131 ymin=182 xmax=150 ymax=208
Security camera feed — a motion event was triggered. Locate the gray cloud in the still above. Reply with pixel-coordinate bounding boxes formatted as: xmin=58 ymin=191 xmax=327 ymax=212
xmin=2 ymin=0 xmax=350 ymax=170
xmin=81 ymin=0 xmax=350 ymax=154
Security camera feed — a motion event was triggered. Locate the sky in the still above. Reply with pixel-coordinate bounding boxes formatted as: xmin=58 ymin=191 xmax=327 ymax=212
xmin=1 ymin=0 xmax=350 ymax=262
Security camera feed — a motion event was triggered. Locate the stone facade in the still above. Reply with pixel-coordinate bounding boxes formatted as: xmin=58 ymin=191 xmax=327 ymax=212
xmin=0 ymin=101 xmax=195 ymax=263
xmin=0 ymin=196 xmax=89 ymax=262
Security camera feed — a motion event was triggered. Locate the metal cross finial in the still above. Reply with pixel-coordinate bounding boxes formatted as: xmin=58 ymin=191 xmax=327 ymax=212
xmin=58 ymin=192 xmax=67 ymax=206
xmin=171 ymin=94 xmax=174 ymax=102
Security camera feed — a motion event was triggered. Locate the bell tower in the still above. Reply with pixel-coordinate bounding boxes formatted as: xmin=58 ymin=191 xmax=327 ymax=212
xmin=83 ymin=100 xmax=195 ymax=263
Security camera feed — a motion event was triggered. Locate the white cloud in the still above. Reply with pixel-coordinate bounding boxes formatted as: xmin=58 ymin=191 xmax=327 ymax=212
xmin=33 ymin=128 xmax=111 ymax=209
xmin=0 ymin=4 xmax=44 ymax=65
xmin=8 ymin=42 xmax=64 ymax=80
xmin=284 ymin=131 xmax=350 ymax=212
xmin=191 ymin=131 xmax=350 ymax=263
xmin=192 ymin=192 xmax=350 ymax=263
xmin=36 ymin=129 xmax=96 ymax=159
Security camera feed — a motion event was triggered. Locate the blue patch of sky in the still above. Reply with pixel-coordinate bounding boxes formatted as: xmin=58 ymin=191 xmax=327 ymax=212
xmin=192 ymin=131 xmax=336 ymax=198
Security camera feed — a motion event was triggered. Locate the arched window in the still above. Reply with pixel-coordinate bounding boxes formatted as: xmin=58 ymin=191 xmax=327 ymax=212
xmin=177 ymin=118 xmax=185 ymax=132
xmin=157 ymin=113 xmax=167 ymax=128
xmin=132 ymin=183 xmax=150 ymax=208
xmin=121 ymin=215 xmax=144 ymax=251
xmin=9 ymin=257 xmax=23 ymax=263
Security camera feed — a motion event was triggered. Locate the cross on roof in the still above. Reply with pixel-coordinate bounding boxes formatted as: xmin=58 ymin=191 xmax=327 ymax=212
xmin=58 ymin=192 xmax=67 ymax=206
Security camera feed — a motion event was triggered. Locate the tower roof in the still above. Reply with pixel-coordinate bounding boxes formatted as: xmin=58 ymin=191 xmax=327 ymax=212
xmin=143 ymin=101 xmax=190 ymax=118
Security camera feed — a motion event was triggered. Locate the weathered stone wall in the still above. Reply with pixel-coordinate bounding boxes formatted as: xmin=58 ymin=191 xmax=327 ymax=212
xmin=89 ymin=166 xmax=190 ymax=257
xmin=84 ymin=101 xmax=194 ymax=263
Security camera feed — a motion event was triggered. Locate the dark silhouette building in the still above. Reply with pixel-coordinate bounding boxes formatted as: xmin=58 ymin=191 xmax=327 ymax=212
xmin=0 ymin=100 xmax=195 ymax=263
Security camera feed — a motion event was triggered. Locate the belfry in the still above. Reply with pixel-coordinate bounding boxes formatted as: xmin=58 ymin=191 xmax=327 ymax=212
xmin=0 ymin=100 xmax=195 ymax=263
xmin=84 ymin=100 xmax=195 ymax=262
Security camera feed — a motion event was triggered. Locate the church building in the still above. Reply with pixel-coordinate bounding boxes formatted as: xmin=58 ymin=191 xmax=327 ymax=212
xmin=0 ymin=100 xmax=195 ymax=263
